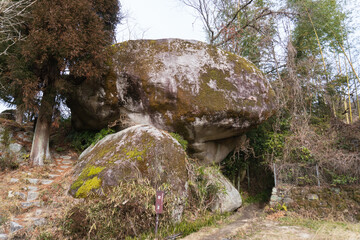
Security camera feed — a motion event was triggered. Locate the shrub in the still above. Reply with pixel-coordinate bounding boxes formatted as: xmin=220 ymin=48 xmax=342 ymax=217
xmin=62 ymin=180 xmax=175 ymax=239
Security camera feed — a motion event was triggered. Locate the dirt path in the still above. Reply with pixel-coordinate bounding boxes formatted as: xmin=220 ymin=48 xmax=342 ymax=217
xmin=180 ymin=205 xmax=360 ymax=240
xmin=0 ymin=151 xmax=78 ymax=239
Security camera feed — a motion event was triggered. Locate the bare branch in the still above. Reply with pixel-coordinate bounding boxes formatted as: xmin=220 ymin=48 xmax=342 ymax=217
xmin=0 ymin=0 xmax=36 ymax=55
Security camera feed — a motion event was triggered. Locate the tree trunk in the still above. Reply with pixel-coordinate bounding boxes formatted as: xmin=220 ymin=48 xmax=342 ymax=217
xmin=15 ymin=105 xmax=23 ymax=125
xmin=30 ymin=86 xmax=55 ymax=166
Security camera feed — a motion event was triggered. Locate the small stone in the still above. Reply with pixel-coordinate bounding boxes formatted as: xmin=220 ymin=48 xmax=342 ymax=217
xmin=48 ymin=174 xmax=60 ymax=178
xmin=7 ymin=191 xmax=14 ymax=198
xmin=62 ymin=160 xmax=73 ymax=164
xmin=35 ymin=209 xmax=43 ymax=216
xmin=60 ymin=165 xmax=70 ymax=169
xmin=0 ymin=234 xmax=8 ymax=240
xmin=33 ymin=218 xmax=46 ymax=227
xmin=307 ymin=194 xmax=319 ymax=201
xmin=283 ymin=197 xmax=294 ymax=204
xmin=40 ymin=180 xmax=53 ymax=185
xmin=9 ymin=178 xmax=19 ymax=183
xmin=26 ymin=178 xmax=39 ymax=184
xmin=14 ymin=192 xmax=26 ymax=200
xmin=20 ymin=201 xmax=41 ymax=209
xmin=9 ymin=143 xmax=22 ymax=153
xmin=270 ymin=195 xmax=281 ymax=202
xmin=27 ymin=191 xmax=39 ymax=201
xmin=27 ymin=186 xmax=38 ymax=191
xmin=10 ymin=222 xmax=23 ymax=233
xmin=271 ymin=187 xmax=277 ymax=194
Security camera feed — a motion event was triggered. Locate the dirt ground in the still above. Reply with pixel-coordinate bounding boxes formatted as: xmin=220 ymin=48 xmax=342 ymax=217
xmin=180 ymin=205 xmax=360 ymax=240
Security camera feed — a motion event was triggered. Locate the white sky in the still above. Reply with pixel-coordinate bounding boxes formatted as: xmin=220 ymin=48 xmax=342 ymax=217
xmin=116 ymin=0 xmax=206 ymax=42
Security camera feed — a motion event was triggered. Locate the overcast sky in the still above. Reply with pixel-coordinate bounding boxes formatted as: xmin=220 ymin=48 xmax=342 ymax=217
xmin=116 ymin=0 xmax=206 ymax=42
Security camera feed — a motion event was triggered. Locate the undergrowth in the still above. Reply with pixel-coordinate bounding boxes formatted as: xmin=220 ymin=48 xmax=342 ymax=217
xmin=61 ymin=161 xmax=227 ymax=239
xmin=67 ymin=128 xmax=115 ymax=152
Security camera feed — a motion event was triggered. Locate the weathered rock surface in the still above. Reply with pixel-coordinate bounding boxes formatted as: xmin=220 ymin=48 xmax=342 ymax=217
xmin=203 ymin=167 xmax=242 ymax=212
xmin=69 ymin=39 xmax=276 ymax=164
xmin=69 ymin=124 xmax=188 ymax=220
xmin=0 ymin=118 xmax=31 ymax=165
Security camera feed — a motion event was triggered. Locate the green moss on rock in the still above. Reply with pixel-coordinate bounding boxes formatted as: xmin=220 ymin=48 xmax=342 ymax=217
xmin=75 ymin=176 xmax=102 ymax=198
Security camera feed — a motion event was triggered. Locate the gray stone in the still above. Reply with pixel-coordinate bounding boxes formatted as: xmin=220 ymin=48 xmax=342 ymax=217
xmin=33 ymin=218 xmax=46 ymax=227
xmin=71 ymin=125 xmax=189 ymax=222
xmin=57 ymin=169 xmax=64 ymax=173
xmin=20 ymin=201 xmax=41 ymax=209
xmin=27 ymin=186 xmax=38 ymax=191
xmin=61 ymin=155 xmax=72 ymax=160
xmin=40 ymin=180 xmax=53 ymax=185
xmin=307 ymin=194 xmax=319 ymax=201
xmin=270 ymin=195 xmax=282 ymax=202
xmin=204 ymin=167 xmax=242 ymax=213
xmin=0 ymin=234 xmax=8 ymax=240
xmin=27 ymin=191 xmax=39 ymax=201
xmin=9 ymin=143 xmax=22 ymax=154
xmin=271 ymin=187 xmax=277 ymax=194
xmin=10 ymin=221 xmax=23 ymax=233
xmin=26 ymin=178 xmax=39 ymax=184
xmin=9 ymin=178 xmax=19 ymax=183
xmin=62 ymin=160 xmax=73 ymax=164
xmin=48 ymin=174 xmax=60 ymax=178
xmin=35 ymin=209 xmax=43 ymax=216
xmin=283 ymin=197 xmax=294 ymax=204
xmin=60 ymin=165 xmax=70 ymax=169
xmin=14 ymin=192 xmax=26 ymax=200
xmin=69 ymin=39 xmax=276 ymax=164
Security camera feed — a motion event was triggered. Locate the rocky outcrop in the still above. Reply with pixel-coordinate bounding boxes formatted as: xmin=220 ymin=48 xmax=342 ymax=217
xmin=68 ymin=124 xmax=188 ymax=221
xmin=68 ymin=39 xmax=276 ymax=164
xmin=0 ymin=118 xmax=32 ymax=166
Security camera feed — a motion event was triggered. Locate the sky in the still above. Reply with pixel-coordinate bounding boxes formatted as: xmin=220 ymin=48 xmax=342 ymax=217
xmin=0 ymin=0 xmax=205 ymax=113
xmin=116 ymin=0 xmax=206 ymax=42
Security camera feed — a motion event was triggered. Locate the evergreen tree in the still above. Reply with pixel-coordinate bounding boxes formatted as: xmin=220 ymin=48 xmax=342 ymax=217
xmin=3 ymin=0 xmax=121 ymax=165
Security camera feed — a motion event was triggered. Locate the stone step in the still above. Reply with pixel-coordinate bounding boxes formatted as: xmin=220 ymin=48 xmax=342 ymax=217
xmin=0 ymin=234 xmax=8 ymax=240
xmin=60 ymin=165 xmax=70 ymax=169
xmin=20 ymin=201 xmax=41 ymax=209
xmin=48 ymin=174 xmax=60 ymax=178
xmin=25 ymin=178 xmax=39 ymax=184
xmin=40 ymin=179 xmax=53 ymax=185
xmin=61 ymin=160 xmax=73 ymax=165
xmin=10 ymin=222 xmax=23 ymax=233
xmin=9 ymin=178 xmax=19 ymax=183
xmin=27 ymin=191 xmax=39 ymax=202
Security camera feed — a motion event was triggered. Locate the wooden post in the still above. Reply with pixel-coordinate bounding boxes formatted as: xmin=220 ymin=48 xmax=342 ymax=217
xmin=316 ymin=164 xmax=320 ymax=187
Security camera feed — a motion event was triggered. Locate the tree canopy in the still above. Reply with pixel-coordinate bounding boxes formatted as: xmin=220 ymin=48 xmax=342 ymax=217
xmin=0 ymin=0 xmax=122 ymax=165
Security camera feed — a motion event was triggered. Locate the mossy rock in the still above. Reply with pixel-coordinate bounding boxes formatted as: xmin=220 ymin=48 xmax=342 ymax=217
xmin=69 ymin=39 xmax=276 ymax=164
xmin=69 ymin=125 xmax=188 ymax=220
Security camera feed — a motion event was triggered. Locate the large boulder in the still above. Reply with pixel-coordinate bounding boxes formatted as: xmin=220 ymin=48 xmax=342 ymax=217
xmin=204 ymin=167 xmax=242 ymax=212
xmin=68 ymin=124 xmax=188 ymax=221
xmin=68 ymin=39 xmax=276 ymax=164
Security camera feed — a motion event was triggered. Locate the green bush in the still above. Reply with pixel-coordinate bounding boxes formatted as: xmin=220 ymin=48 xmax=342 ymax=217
xmin=68 ymin=128 xmax=115 ymax=152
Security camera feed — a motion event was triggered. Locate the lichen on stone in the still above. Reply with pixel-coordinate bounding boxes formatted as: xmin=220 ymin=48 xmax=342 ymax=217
xmin=75 ymin=176 xmax=102 ymax=198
